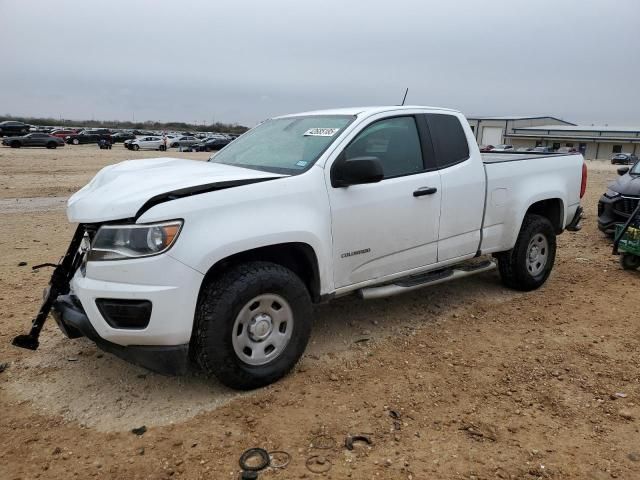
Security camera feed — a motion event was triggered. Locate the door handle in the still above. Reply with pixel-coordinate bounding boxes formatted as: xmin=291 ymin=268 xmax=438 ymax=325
xmin=413 ymin=187 xmax=438 ymax=197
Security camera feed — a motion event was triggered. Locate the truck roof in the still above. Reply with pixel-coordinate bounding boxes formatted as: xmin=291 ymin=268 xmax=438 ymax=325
xmin=276 ymin=105 xmax=461 ymax=119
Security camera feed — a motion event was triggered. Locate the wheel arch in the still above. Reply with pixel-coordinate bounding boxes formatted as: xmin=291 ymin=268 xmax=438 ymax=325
xmin=199 ymin=242 xmax=322 ymax=303
xmin=524 ymin=198 xmax=565 ymax=234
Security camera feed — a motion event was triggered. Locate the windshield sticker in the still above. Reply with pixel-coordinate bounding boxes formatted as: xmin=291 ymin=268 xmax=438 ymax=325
xmin=304 ymin=127 xmax=339 ymax=137
xmin=295 ymin=160 xmax=309 ymax=167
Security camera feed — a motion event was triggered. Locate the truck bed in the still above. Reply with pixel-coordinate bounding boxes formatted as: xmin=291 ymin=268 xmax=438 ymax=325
xmin=482 ymin=152 xmax=579 ymax=164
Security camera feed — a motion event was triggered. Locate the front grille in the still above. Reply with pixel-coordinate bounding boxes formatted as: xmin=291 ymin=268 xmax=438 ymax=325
xmin=613 ymin=197 xmax=640 ymax=217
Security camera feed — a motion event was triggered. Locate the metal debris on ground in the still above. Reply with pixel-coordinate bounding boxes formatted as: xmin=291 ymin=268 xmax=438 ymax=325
xmin=310 ymin=433 xmax=336 ymax=449
xmin=131 ymin=426 xmax=147 ymax=436
xmin=459 ymin=421 xmax=497 ymax=441
xmin=268 ymin=450 xmax=291 ymax=469
xmin=344 ymin=434 xmax=372 ymax=451
xmin=306 ymin=455 xmax=332 ymax=474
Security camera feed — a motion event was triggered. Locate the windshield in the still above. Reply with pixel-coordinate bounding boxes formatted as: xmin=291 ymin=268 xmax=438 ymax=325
xmin=631 ymin=161 xmax=640 ymax=175
xmin=209 ymin=115 xmax=354 ymax=174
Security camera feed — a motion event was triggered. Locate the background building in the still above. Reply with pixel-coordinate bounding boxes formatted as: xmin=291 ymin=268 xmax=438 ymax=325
xmin=466 ymin=115 xmax=640 ymax=159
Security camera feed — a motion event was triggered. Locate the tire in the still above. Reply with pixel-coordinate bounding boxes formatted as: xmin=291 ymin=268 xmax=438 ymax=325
xmin=194 ymin=261 xmax=312 ymax=390
xmin=10 ymin=141 xmax=20 ymax=148
xmin=72 ymin=138 xmax=80 ymax=145
xmin=495 ymin=214 xmax=556 ymax=291
xmin=132 ymin=144 xmax=140 ymax=151
xmin=46 ymin=142 xmax=57 ymax=149
xmin=171 ymin=142 xmax=178 ymax=148
xmin=159 ymin=145 xmax=166 ymax=151
xmin=620 ymin=253 xmax=640 ymax=270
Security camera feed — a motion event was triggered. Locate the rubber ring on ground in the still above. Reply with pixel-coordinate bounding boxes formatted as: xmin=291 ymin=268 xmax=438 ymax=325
xmin=345 ymin=434 xmax=372 ymax=451
xmin=268 ymin=450 xmax=291 ymax=469
xmin=239 ymin=448 xmax=270 ymax=472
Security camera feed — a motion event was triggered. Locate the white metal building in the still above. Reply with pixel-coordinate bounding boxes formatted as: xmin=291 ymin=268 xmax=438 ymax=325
xmin=466 ymin=115 xmax=640 ymax=159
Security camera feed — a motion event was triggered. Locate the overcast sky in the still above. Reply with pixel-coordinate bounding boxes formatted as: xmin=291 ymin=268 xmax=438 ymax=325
xmin=1 ymin=0 xmax=639 ymax=126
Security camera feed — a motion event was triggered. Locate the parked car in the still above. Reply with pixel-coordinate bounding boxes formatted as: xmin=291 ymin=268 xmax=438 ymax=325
xmin=479 ymin=145 xmax=494 ymax=152
xmin=598 ymin=162 xmax=640 ymax=234
xmin=190 ymin=137 xmax=232 ymax=152
xmin=50 ymin=129 xmax=80 ymax=139
xmin=170 ymin=135 xmax=199 ymax=148
xmin=529 ymin=146 xmax=553 ymax=153
xmin=491 ymin=144 xmax=514 ymax=152
xmin=65 ymin=129 xmax=112 ymax=145
xmin=557 ymin=147 xmax=579 ymax=154
xmin=0 ymin=121 xmax=30 ymax=137
xmin=111 ymin=132 xmax=137 ymax=143
xmin=128 ymin=136 xmax=167 ymax=151
xmin=1 ymin=133 xmax=65 ymax=149
xmin=18 ymin=106 xmax=586 ymax=390
xmin=610 ymin=153 xmax=638 ymax=165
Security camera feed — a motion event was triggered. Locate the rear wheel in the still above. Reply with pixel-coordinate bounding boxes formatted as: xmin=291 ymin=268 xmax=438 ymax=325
xmin=46 ymin=142 xmax=57 ymax=149
xmin=496 ymin=214 xmax=556 ymax=291
xmin=620 ymin=253 xmax=640 ymax=270
xmin=194 ymin=261 xmax=312 ymax=390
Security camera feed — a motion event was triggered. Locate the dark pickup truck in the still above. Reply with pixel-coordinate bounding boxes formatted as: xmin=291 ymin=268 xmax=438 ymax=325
xmin=65 ymin=129 xmax=113 ymax=145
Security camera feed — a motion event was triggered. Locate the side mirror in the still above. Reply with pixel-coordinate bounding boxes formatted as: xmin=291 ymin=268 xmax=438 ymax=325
xmin=618 ymin=166 xmax=630 ymax=176
xmin=331 ymin=156 xmax=384 ymax=188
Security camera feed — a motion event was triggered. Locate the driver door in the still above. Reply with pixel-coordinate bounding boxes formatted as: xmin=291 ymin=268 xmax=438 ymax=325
xmin=327 ymin=115 xmax=442 ymax=289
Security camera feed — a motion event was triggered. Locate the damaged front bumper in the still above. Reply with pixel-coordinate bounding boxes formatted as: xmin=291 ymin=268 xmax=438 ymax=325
xmin=52 ymin=294 xmax=190 ymax=375
xmin=13 ymin=223 xmax=202 ymax=376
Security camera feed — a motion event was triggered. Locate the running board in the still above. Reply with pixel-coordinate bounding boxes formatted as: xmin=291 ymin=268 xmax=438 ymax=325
xmin=358 ymin=259 xmax=497 ymax=300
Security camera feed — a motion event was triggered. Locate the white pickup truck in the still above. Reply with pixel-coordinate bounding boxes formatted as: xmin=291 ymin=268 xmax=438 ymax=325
xmin=13 ymin=106 xmax=586 ymax=389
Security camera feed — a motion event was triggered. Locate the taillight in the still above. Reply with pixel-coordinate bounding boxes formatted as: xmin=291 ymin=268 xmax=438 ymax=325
xmin=580 ymin=161 xmax=587 ymax=198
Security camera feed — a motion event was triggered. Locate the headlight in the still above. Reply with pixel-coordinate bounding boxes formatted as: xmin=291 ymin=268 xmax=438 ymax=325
xmin=88 ymin=220 xmax=182 ymax=261
xmin=605 ymin=188 xmax=620 ymax=199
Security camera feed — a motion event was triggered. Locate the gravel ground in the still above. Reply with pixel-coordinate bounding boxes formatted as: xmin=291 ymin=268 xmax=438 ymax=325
xmin=0 ymin=145 xmax=639 ymax=479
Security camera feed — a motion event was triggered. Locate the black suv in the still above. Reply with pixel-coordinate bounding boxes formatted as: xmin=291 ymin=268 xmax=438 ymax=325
xmin=598 ymin=162 xmax=640 ymax=234
xmin=65 ymin=129 xmax=112 ymax=145
xmin=0 ymin=121 xmax=30 ymax=137
xmin=611 ymin=153 xmax=638 ymax=165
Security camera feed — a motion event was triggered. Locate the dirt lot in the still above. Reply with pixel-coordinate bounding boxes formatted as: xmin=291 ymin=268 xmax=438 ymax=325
xmin=1 ymin=145 xmax=639 ymax=480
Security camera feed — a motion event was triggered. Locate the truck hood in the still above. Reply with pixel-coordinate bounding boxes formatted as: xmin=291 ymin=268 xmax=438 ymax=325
xmin=611 ymin=172 xmax=640 ymax=196
xmin=67 ymin=158 xmax=284 ymax=223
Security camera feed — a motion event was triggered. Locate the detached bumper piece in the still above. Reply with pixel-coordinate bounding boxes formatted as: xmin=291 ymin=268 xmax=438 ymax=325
xmin=52 ymin=294 xmax=189 ymax=376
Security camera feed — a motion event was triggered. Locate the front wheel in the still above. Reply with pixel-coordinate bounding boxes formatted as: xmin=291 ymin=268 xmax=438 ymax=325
xmin=194 ymin=261 xmax=312 ymax=390
xmin=495 ymin=214 xmax=556 ymax=291
xmin=10 ymin=141 xmax=20 ymax=148
xmin=72 ymin=138 xmax=80 ymax=145
xmin=132 ymin=144 xmax=140 ymax=151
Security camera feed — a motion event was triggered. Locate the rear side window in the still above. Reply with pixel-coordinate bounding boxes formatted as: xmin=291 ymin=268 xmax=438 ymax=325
xmin=424 ymin=114 xmax=469 ymax=168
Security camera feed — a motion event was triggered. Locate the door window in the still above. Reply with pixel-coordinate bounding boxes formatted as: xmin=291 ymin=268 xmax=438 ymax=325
xmin=343 ymin=116 xmax=423 ymax=178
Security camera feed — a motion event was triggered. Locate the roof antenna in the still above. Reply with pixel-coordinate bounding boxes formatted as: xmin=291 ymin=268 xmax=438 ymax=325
xmin=400 ymin=88 xmax=409 ymax=106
